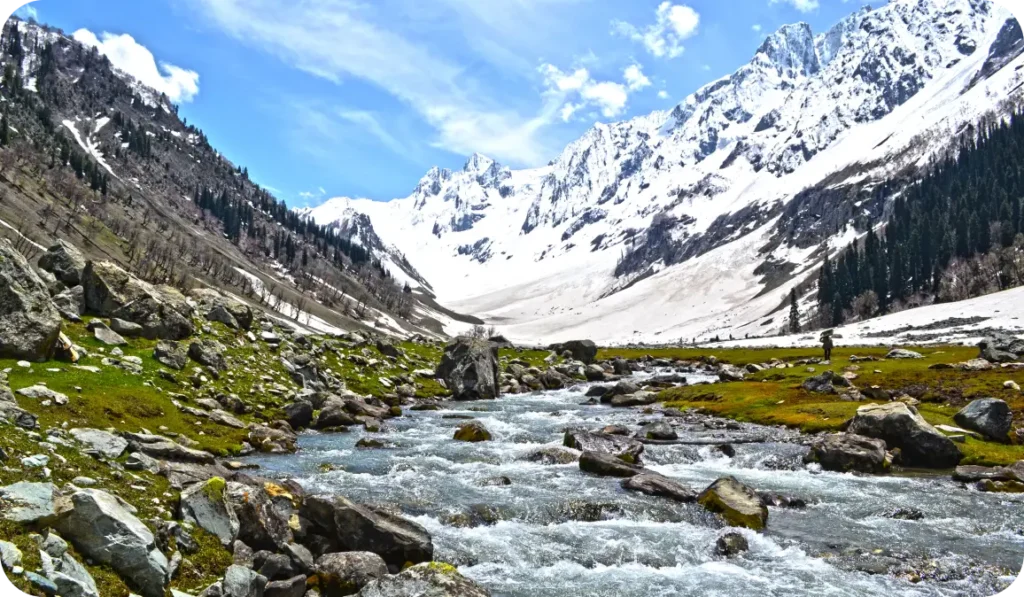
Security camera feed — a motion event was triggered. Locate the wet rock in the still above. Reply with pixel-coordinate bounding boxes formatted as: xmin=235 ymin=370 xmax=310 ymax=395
xmin=523 ymin=447 xmax=578 ymax=465
xmin=579 ymin=451 xmax=644 ymax=477
xmin=0 ymin=481 xmax=59 ymax=523
xmin=53 ymin=488 xmax=169 ymax=597
xmin=639 ymin=421 xmax=677 ymax=440
xmin=189 ymin=339 xmax=228 ymax=371
xmin=453 ymin=421 xmax=492 ymax=442
xmin=886 ymin=349 xmax=923 ymax=360
xmin=952 ymin=461 xmax=1024 ymax=484
xmin=584 ymin=364 xmax=606 ymax=381
xmin=953 ymin=398 xmax=1013 ymax=442
xmin=479 ymin=476 xmax=512 ymax=487
xmin=38 ymin=240 xmax=87 ymax=286
xmin=883 ymin=507 xmax=923 ymax=520
xmin=356 ymin=438 xmax=387 ymax=449
xmin=0 ymin=239 xmax=63 ymax=361
xmin=563 ymin=428 xmax=644 ymax=464
xmin=585 ymin=385 xmax=609 ymax=398
xmin=697 ymin=477 xmax=768 ymax=530
xmin=845 ymin=402 xmax=961 ymax=469
xmin=315 ymin=552 xmax=388 ymax=596
xmin=300 ymin=495 xmax=433 ymax=572
xmin=69 ymin=428 xmax=128 ymax=459
xmin=600 ymin=379 xmax=639 ymax=404
xmin=180 ymin=478 xmax=239 ymax=546
xmin=356 ymin=562 xmax=489 ymax=597
xmin=715 ymin=444 xmax=736 ymax=458
xmin=435 ymin=337 xmax=500 ymax=401
xmin=609 ymin=391 xmax=658 ymax=407
xmin=316 ymin=397 xmax=359 ymax=429
xmin=621 ymin=473 xmax=696 ymax=502
xmin=540 ymin=369 xmax=570 ymax=390
xmin=549 ymin=340 xmax=598 ymax=364
xmin=600 ymin=424 xmax=630 ymax=436
xmin=715 ymin=531 xmax=749 ymax=557
xmin=804 ymin=433 xmax=888 ymax=474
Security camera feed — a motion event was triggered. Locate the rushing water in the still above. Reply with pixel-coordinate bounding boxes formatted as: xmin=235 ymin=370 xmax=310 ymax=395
xmin=248 ymin=374 xmax=1024 ymax=597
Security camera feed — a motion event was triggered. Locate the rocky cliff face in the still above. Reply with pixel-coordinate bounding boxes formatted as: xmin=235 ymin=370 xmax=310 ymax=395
xmin=307 ymin=0 xmax=1024 ymax=344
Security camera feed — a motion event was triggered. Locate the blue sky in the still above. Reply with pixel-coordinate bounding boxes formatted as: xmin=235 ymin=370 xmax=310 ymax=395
xmin=19 ymin=0 xmax=874 ymax=206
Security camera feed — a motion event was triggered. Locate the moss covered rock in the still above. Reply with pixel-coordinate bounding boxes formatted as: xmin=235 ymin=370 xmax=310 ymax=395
xmin=697 ymin=477 xmax=768 ymax=530
xmin=453 ymin=421 xmax=491 ymax=442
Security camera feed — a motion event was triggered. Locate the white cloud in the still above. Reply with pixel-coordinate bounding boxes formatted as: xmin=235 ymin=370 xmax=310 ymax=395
xmin=769 ymin=0 xmax=820 ymax=13
xmin=72 ymin=29 xmax=200 ymax=103
xmin=752 ymin=24 xmax=763 ymax=32
xmin=623 ymin=64 xmax=651 ymax=92
xmin=187 ymin=0 xmax=560 ymax=166
xmin=336 ymin=108 xmax=409 ymax=158
xmin=658 ymin=90 xmax=670 ymax=99
xmin=612 ymin=2 xmax=700 ymax=59
xmin=540 ymin=63 xmax=634 ymax=120
xmin=16 ymin=5 xmax=38 ymax=20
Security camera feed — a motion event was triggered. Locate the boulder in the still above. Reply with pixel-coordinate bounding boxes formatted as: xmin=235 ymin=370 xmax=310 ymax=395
xmin=190 ymin=289 xmax=254 ymax=331
xmin=846 ymin=402 xmax=961 ymax=468
xmin=563 ymin=428 xmax=644 ymax=464
xmin=953 ymin=398 xmax=1013 ymax=442
xmin=522 ymin=447 xmax=578 ymax=465
xmin=265 ymin=575 xmax=306 ymax=597
xmin=804 ymin=433 xmax=888 ymax=473
xmin=126 ymin=434 xmax=216 ymax=464
xmin=0 ymin=482 xmax=59 ymax=523
xmin=226 ymin=482 xmax=294 ymax=552
xmin=375 ymin=340 xmax=403 ymax=359
xmin=46 ymin=548 xmax=100 ymax=597
xmin=715 ymin=532 xmax=749 ymax=557
xmin=453 ymin=421 xmax=492 ymax=442
xmin=697 ymin=477 xmax=768 ymax=530
xmin=154 ymin=340 xmax=188 ymax=370
xmin=609 ymin=392 xmax=658 ymax=408
xmin=584 ymin=364 xmax=606 ymax=381
xmin=38 ymin=240 xmax=87 ymax=286
xmin=549 ymin=340 xmax=598 ymax=364
xmin=315 ymin=397 xmax=359 ymax=429
xmin=314 ymin=552 xmax=388 ymax=597
xmin=283 ymin=401 xmax=314 ymax=431
xmin=978 ymin=337 xmax=1019 ymax=363
xmin=90 ymin=321 xmax=127 ymax=346
xmin=110 ymin=318 xmax=144 ymax=338
xmin=53 ymin=489 xmax=169 ymax=597
xmin=300 ymin=495 xmax=433 ymax=572
xmin=222 ymin=565 xmax=268 ymax=597
xmin=17 ymin=385 xmax=70 ymax=404
xmin=717 ymin=364 xmax=746 ymax=382
xmin=435 ymin=337 xmax=500 ymax=401
xmin=356 ymin=562 xmax=490 ymax=597
xmin=82 ymin=261 xmax=194 ymax=339
xmin=639 ymin=421 xmax=677 ymax=440
xmin=180 ymin=478 xmax=240 ymax=546
xmin=69 ymin=428 xmax=128 ymax=459
xmin=956 ymin=358 xmax=995 ymax=371
xmin=579 ymin=451 xmax=644 ymax=477
xmin=53 ymin=286 xmax=86 ymax=321
xmin=621 ymin=473 xmax=696 ymax=502
xmin=540 ymin=369 xmax=570 ymax=390
xmin=190 ymin=339 xmax=228 ymax=371
xmin=0 ymin=239 xmax=63 ymax=361
xmin=600 ymin=379 xmax=639 ymax=403
xmin=248 ymin=423 xmax=298 ymax=454
xmin=885 ymin=348 xmax=923 ymax=360
xmin=801 ymin=370 xmax=852 ymax=394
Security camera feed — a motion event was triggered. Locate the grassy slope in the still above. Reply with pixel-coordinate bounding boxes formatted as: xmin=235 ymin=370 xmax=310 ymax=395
xmin=601 ymin=345 xmax=1024 ymax=466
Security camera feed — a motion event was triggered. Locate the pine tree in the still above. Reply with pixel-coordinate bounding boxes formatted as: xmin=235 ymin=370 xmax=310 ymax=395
xmin=789 ymin=289 xmax=801 ymax=334
xmin=0 ymin=111 xmax=9 ymax=147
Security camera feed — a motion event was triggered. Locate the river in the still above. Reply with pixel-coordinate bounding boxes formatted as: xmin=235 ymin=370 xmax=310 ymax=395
xmin=247 ymin=373 xmax=1024 ymax=597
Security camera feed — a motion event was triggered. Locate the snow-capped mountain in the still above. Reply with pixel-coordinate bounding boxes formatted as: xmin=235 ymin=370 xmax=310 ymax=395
xmin=307 ymin=0 xmax=1024 ymax=345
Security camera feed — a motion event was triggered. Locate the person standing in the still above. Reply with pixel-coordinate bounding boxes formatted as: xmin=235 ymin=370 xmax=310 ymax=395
xmin=821 ymin=330 xmax=834 ymax=361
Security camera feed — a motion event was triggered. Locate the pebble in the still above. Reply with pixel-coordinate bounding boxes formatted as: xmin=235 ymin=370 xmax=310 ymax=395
xmin=16 ymin=361 xmax=30 ymax=368
xmin=71 ymin=477 xmax=97 ymax=486
xmin=21 ymin=454 xmax=49 ymax=468
xmin=1005 ymin=380 xmax=1021 ymax=392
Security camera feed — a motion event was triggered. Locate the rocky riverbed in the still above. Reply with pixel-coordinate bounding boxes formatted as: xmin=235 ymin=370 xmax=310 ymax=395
xmin=248 ymin=371 xmax=1024 ymax=597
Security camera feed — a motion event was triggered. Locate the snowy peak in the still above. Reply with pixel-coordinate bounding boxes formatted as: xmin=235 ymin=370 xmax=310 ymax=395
xmin=755 ymin=22 xmax=820 ymax=78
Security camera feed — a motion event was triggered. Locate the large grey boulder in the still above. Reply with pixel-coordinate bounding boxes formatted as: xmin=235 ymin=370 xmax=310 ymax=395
xmin=111 ymin=318 xmax=144 ymax=338
xmin=264 ymin=575 xmax=306 ymax=597
xmin=314 ymin=552 xmax=388 ymax=597
xmin=225 ymin=482 xmax=294 ymax=552
xmin=222 ymin=565 xmax=268 ymax=597
xmin=357 ymin=562 xmax=490 ymax=597
xmin=621 ymin=473 xmax=697 ymax=502
xmin=300 ymin=495 xmax=433 ymax=572
xmin=38 ymin=240 xmax=87 ymax=286
xmin=0 ymin=239 xmax=63 ymax=361
xmin=154 ymin=340 xmax=189 ymax=370
xmin=180 ymin=478 xmax=240 ymax=546
xmin=563 ymin=428 xmax=644 ymax=464
xmin=53 ymin=489 xmax=169 ymax=597
xmin=190 ymin=288 xmax=254 ymax=331
xmin=885 ymin=348 xmax=923 ymax=360
xmin=126 ymin=433 xmax=216 ymax=464
xmin=846 ymin=402 xmax=961 ymax=468
xmin=609 ymin=391 xmax=658 ymax=407
xmin=954 ymin=398 xmax=1013 ymax=442
xmin=190 ymin=339 xmax=228 ymax=371
xmin=549 ymin=340 xmax=598 ymax=364
xmin=697 ymin=477 xmax=768 ymax=530
xmin=69 ymin=428 xmax=128 ymax=459
xmin=0 ymin=482 xmax=59 ymax=523
xmin=801 ymin=370 xmax=852 ymax=394
xmin=282 ymin=401 xmax=313 ymax=431
xmin=579 ymin=451 xmax=644 ymax=478
xmin=81 ymin=261 xmax=194 ymax=339
xmin=37 ymin=537 xmax=99 ymax=597
xmin=804 ymin=433 xmax=889 ymax=473
xmin=435 ymin=337 xmax=500 ymax=401
xmin=53 ymin=286 xmax=86 ymax=321
xmin=90 ymin=320 xmax=127 ymax=346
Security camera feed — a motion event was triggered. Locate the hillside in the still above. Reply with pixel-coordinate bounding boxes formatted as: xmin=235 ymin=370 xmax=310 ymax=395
xmin=0 ymin=16 xmax=468 ymax=341
xmin=306 ymin=0 xmax=1024 ymax=346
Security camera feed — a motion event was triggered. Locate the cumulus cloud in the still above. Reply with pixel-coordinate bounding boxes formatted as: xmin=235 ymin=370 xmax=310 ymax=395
xmin=612 ymin=2 xmax=700 ymax=59
xmin=72 ymin=29 xmax=199 ymax=103
xmin=752 ymin=24 xmax=763 ymax=32
xmin=541 ymin=63 xmax=638 ymax=121
xmin=623 ymin=64 xmax=651 ymax=92
xmin=658 ymin=90 xmax=670 ymax=99
xmin=769 ymin=0 xmax=820 ymax=13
